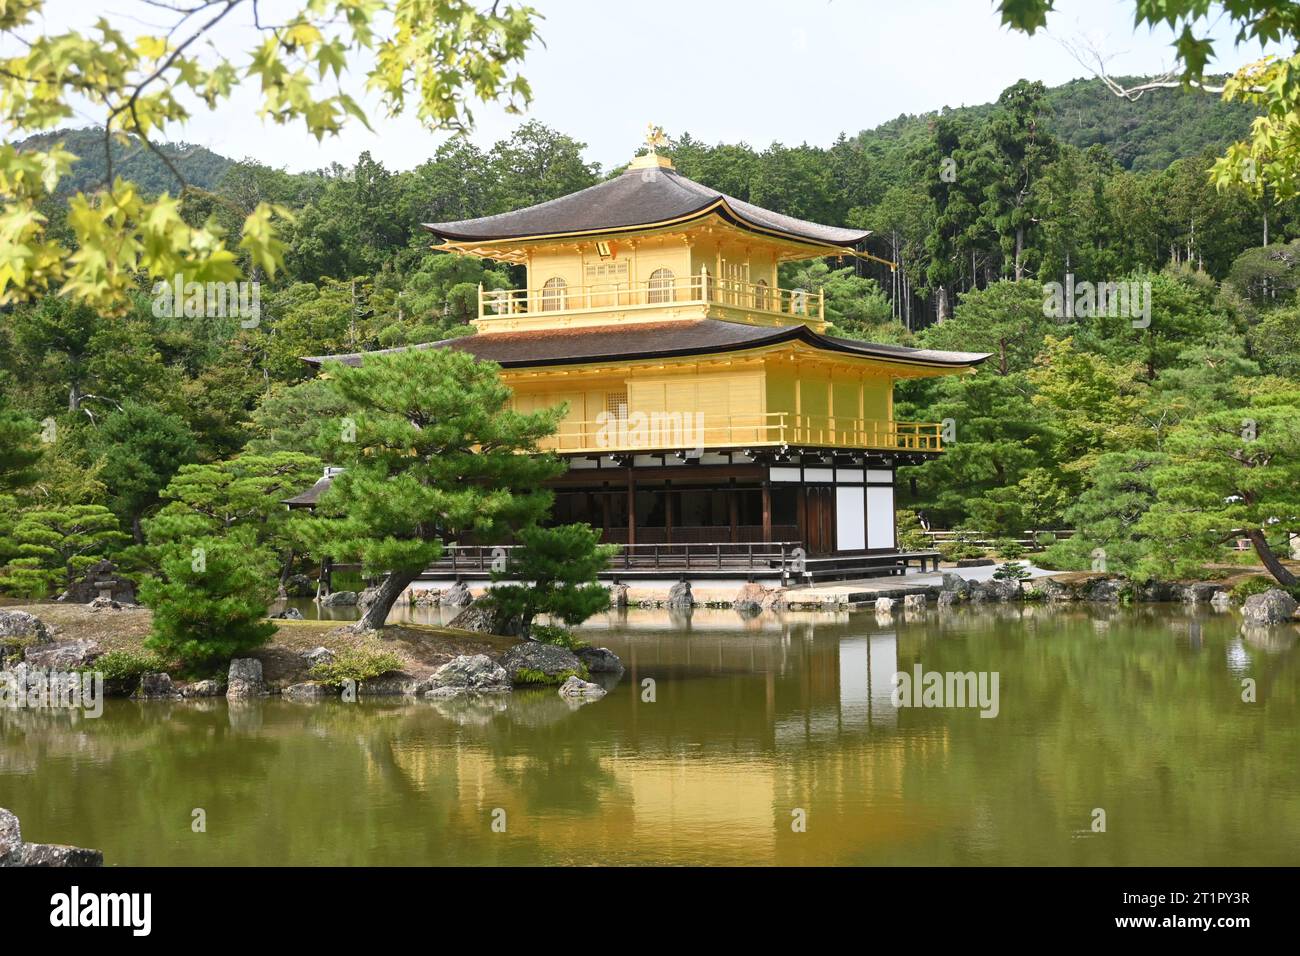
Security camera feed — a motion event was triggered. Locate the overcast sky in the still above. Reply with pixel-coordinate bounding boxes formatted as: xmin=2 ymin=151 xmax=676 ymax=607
xmin=19 ymin=0 xmax=1282 ymax=172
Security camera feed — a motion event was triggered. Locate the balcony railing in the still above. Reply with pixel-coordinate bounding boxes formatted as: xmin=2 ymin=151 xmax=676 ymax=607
xmin=535 ymin=413 xmax=943 ymax=454
xmin=478 ymin=272 xmax=825 ymax=322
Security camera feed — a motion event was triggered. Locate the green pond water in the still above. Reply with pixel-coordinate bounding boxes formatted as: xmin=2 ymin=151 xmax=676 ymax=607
xmin=2 ymin=604 xmax=1298 ymax=866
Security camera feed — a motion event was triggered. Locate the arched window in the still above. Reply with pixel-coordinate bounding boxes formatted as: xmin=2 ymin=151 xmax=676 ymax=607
xmin=754 ymin=278 xmax=770 ymax=311
xmin=647 ymin=268 xmax=675 ymax=304
xmin=540 ymin=276 xmax=567 ymax=311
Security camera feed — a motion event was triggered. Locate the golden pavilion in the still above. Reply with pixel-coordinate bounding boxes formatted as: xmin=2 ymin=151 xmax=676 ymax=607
xmin=304 ymin=139 xmax=989 ymax=581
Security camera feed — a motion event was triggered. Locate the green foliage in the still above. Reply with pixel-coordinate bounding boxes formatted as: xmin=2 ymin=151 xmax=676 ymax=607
xmin=1230 ymin=576 xmax=1278 ymax=602
xmin=308 ymin=648 xmax=404 ymax=687
xmin=995 ymin=539 xmax=1026 ymax=561
xmin=993 ymin=561 xmax=1031 ymax=586
xmin=85 ymin=402 xmax=197 ymax=538
xmin=306 ymin=347 xmax=565 ymax=629
xmin=0 ymin=503 xmax=128 ymax=596
xmin=485 ymin=523 xmax=615 ymax=640
xmin=139 ymin=530 xmax=278 ymax=673
xmin=82 ymin=649 xmax=165 ymax=695
xmin=512 ymin=665 xmax=587 ymax=687
xmin=895 ymin=509 xmax=930 ymax=551
xmin=528 ymin=623 xmax=587 ymax=650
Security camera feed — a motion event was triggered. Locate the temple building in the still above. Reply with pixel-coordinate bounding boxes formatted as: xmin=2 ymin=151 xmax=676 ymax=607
xmin=303 ymin=139 xmax=989 ymax=582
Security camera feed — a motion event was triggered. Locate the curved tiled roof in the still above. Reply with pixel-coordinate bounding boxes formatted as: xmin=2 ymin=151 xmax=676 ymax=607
xmin=302 ymin=320 xmax=990 ymax=370
xmin=423 ymin=167 xmax=870 ymax=248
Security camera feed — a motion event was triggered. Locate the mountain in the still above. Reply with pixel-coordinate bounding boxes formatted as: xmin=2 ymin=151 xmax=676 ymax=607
xmin=16 ymin=128 xmax=234 ymax=196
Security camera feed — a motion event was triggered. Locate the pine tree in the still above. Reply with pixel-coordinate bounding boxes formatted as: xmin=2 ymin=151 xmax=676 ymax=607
xmin=485 ymin=524 xmax=616 ymax=641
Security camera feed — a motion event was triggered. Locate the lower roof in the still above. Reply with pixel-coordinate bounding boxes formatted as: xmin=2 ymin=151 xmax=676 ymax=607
xmin=302 ymin=320 xmax=990 ymax=371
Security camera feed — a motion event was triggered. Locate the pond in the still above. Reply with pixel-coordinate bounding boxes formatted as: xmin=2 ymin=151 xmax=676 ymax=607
xmin=2 ymin=604 xmax=1297 ymax=865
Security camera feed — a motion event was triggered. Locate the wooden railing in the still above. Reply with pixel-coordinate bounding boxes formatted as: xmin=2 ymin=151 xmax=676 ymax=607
xmin=427 ymin=541 xmax=804 ymax=575
xmin=536 ymin=412 xmax=944 ymax=454
xmin=479 ymin=272 xmax=825 ymax=322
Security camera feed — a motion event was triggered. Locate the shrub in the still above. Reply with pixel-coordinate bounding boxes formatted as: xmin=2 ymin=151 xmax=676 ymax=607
xmin=81 ymin=650 xmax=163 ymax=695
xmin=938 ymin=531 xmax=985 ymax=562
xmin=139 ymin=532 xmax=278 ymax=675
xmin=530 ymin=622 xmax=587 ymax=650
xmin=513 ymin=665 xmax=587 ymax=687
xmin=308 ymin=648 xmax=404 ymax=686
xmin=995 ymin=538 xmax=1026 ymax=560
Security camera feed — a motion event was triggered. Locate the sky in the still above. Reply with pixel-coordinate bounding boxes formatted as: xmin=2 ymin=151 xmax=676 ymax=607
xmin=14 ymin=0 xmax=1283 ymax=172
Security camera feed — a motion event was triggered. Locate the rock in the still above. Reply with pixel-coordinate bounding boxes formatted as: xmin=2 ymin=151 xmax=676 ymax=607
xmin=1136 ymin=580 xmax=1175 ymax=602
xmin=447 ymin=599 xmax=514 ymax=635
xmin=0 ymin=610 xmax=52 ymax=660
xmin=575 ymin=646 xmax=623 ymax=674
xmin=1177 ymin=582 xmax=1226 ymax=605
xmin=557 ymin=675 xmax=606 ymax=701
xmin=283 ymin=574 xmax=314 ymax=598
xmin=874 ymin=597 xmax=896 ymax=613
xmin=955 ymin=558 xmax=995 ymax=568
xmin=23 ymin=639 xmax=101 ymax=669
xmin=0 ymin=808 xmax=102 ymax=867
xmin=442 ymin=580 xmax=473 ymax=607
xmin=356 ymin=677 xmax=416 ymax=696
xmin=284 ymin=682 xmax=332 ymax=701
xmin=970 ymin=579 xmax=1021 ymax=603
xmin=226 ymin=658 xmax=264 ymax=699
xmin=408 ymin=588 xmax=440 ymax=607
xmin=270 ymin=607 xmax=303 ymax=620
xmin=937 ymin=591 xmax=958 ymax=609
xmin=0 ymin=808 xmax=21 ymax=866
xmin=418 ymin=654 xmax=511 ymax=697
xmin=87 ymin=595 xmax=132 ymax=611
xmin=1241 ymin=589 xmax=1299 ymax=625
xmin=357 ymin=586 xmax=381 ymax=607
xmin=318 ymin=590 xmax=357 ymax=607
xmin=610 ymin=582 xmax=629 ymax=608
xmin=1210 ymin=591 xmax=1233 ymax=611
xmin=903 ymin=593 xmax=927 ymax=611
xmin=1085 ymin=577 xmax=1127 ymax=603
xmin=940 ymin=572 xmax=970 ymax=595
xmin=19 ymin=843 xmax=104 ymax=867
xmin=666 ymin=580 xmax=694 ymax=609
xmin=500 ymin=642 xmax=584 ymax=685
xmin=180 ymin=679 xmax=224 ymax=698
xmin=732 ymin=582 xmax=771 ymax=613
xmin=57 ymin=558 xmax=136 ymax=605
xmin=135 ymin=672 xmax=176 ymax=699
xmin=303 ymin=646 xmax=335 ymax=668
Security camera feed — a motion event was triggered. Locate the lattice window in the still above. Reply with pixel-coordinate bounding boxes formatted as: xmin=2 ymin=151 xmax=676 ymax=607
xmin=605 ymin=390 xmax=628 ymax=420
xmin=540 ymin=276 xmax=567 ymax=311
xmin=647 ymin=268 xmax=675 ymax=303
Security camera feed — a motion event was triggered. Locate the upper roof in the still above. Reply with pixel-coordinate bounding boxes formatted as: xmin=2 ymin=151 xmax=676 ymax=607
xmin=302 ymin=320 xmax=989 ymax=371
xmin=422 ymin=165 xmax=871 ymax=250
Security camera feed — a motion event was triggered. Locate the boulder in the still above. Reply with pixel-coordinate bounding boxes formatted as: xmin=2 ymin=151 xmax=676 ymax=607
xmin=665 ymin=580 xmax=694 ymax=609
xmin=610 ymin=582 xmax=629 ymax=609
xmin=575 ymin=645 xmax=624 ymax=674
xmin=937 ymin=591 xmax=959 ymax=609
xmin=874 ymin=597 xmax=896 ymax=614
xmin=447 ymin=599 xmax=518 ymax=636
xmin=180 ymin=679 xmax=224 ymax=698
xmin=418 ymin=654 xmax=511 ymax=698
xmin=23 ymin=639 xmax=101 ymax=669
xmin=732 ymin=582 xmax=772 ymax=613
xmin=940 ymin=572 xmax=970 ymax=595
xmin=226 ymin=658 xmax=264 ymax=699
xmin=442 ymin=580 xmax=474 ymax=607
xmin=557 ymin=675 xmax=606 ymax=701
xmin=0 ymin=808 xmax=21 ymax=866
xmin=1136 ymin=580 xmax=1176 ymax=602
xmin=283 ymin=574 xmax=314 ymax=598
xmin=0 ymin=610 xmax=51 ymax=660
xmin=500 ymin=642 xmax=584 ymax=685
xmin=270 ymin=607 xmax=303 ymax=620
xmin=1085 ymin=577 xmax=1127 ymax=603
xmin=357 ymin=676 xmax=416 ymax=696
xmin=303 ymin=646 xmax=335 ymax=668
xmin=135 ymin=672 xmax=176 ymax=699
xmin=408 ymin=588 xmax=441 ymax=607
xmin=318 ymin=591 xmax=357 ymax=607
xmin=1241 ymin=589 xmax=1299 ymax=625
xmin=284 ymin=682 xmax=333 ymax=701
xmin=1177 ymin=582 xmax=1226 ymax=605
xmin=1210 ymin=590 xmax=1233 ymax=611
xmin=970 ymin=579 xmax=1021 ymax=603
xmin=903 ymin=593 xmax=927 ymax=611
xmin=57 ymin=558 xmax=136 ymax=605
xmin=0 ymin=808 xmax=102 ymax=868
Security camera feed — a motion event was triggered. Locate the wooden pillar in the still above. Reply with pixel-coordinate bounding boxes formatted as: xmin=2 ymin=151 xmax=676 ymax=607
xmin=665 ymin=480 xmax=674 ymax=545
xmin=761 ymin=480 xmax=772 ymax=544
xmin=728 ymin=478 xmax=739 ymax=541
xmin=600 ymin=483 xmax=611 ymax=534
xmin=626 ymin=467 xmax=636 ymax=546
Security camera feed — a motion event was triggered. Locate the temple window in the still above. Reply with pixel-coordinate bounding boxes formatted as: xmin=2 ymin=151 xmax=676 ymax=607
xmin=647 ymin=268 xmax=675 ymax=303
xmin=540 ymin=276 xmax=567 ymax=311
xmin=755 ymin=278 xmax=770 ymax=311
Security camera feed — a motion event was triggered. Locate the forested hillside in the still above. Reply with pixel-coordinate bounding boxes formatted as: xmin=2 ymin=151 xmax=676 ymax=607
xmin=2 ymin=74 xmax=1298 ymax=597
